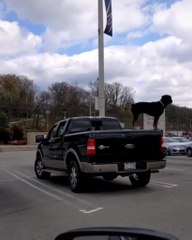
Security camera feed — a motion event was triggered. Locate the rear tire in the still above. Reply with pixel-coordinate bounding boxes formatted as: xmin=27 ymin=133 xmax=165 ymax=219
xmin=34 ymin=155 xmax=50 ymax=179
xmin=68 ymin=160 xmax=83 ymax=193
xmin=129 ymin=171 xmax=151 ymax=187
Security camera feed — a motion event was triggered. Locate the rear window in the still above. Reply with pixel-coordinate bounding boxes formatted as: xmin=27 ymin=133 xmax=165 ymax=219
xmin=101 ymin=118 xmax=122 ymax=130
xmin=68 ymin=118 xmax=122 ymax=133
xmin=90 ymin=118 xmax=122 ymax=130
xmin=69 ymin=119 xmax=91 ymax=133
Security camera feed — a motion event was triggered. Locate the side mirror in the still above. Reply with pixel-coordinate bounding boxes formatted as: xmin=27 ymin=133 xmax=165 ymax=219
xmin=55 ymin=227 xmax=178 ymax=240
xmin=36 ymin=134 xmax=47 ymax=143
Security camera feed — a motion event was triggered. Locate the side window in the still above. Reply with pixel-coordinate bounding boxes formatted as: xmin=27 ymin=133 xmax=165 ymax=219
xmin=57 ymin=122 xmax=66 ymax=137
xmin=47 ymin=125 xmax=57 ymax=140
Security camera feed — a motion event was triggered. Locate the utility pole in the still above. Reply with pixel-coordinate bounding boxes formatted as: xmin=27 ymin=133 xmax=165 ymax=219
xmin=98 ymin=0 xmax=105 ymax=116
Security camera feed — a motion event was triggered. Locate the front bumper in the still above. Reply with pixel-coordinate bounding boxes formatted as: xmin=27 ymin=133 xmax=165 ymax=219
xmin=80 ymin=160 xmax=166 ymax=174
xmin=170 ymin=147 xmax=185 ymax=155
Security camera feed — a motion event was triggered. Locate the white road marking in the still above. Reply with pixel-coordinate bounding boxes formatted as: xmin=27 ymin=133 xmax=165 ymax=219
xmin=2 ymin=169 xmax=63 ymax=201
xmin=79 ymin=207 xmax=103 ymax=214
xmin=14 ymin=170 xmax=100 ymax=207
xmin=151 ymin=180 xmax=178 ymax=188
xmin=165 ymin=167 xmax=186 ymax=172
xmin=2 ymin=169 xmax=104 ymax=214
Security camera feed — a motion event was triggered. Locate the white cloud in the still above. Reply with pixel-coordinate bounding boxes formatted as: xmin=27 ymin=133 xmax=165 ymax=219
xmin=113 ymin=0 xmax=148 ymax=33
xmin=5 ymin=0 xmax=98 ymax=50
xmin=1 ymin=34 xmax=192 ymax=107
xmin=0 ymin=20 xmax=42 ymax=56
xmin=1 ymin=0 xmax=192 ymax=108
xmin=0 ymin=50 xmax=98 ymax=90
xmin=4 ymin=0 xmax=149 ymax=51
xmin=152 ymin=0 xmax=192 ymax=42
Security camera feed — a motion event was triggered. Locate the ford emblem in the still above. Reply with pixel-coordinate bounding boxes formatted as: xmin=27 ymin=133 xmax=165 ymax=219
xmin=125 ymin=144 xmax=135 ymax=149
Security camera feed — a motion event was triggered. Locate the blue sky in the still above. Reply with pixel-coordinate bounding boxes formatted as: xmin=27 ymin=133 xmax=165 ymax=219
xmin=0 ymin=0 xmax=192 ymax=107
xmin=3 ymin=9 xmax=46 ymax=35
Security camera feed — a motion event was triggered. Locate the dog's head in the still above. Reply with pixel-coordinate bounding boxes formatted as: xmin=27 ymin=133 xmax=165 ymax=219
xmin=161 ymin=95 xmax=172 ymax=107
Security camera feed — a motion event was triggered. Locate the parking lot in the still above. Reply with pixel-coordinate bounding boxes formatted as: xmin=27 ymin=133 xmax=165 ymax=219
xmin=0 ymin=151 xmax=192 ymax=240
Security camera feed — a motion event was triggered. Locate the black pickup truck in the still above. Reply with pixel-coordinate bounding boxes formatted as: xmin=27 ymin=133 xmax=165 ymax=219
xmin=34 ymin=116 xmax=166 ymax=192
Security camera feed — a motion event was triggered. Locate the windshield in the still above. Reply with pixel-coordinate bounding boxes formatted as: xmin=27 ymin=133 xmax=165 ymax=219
xmin=172 ymin=137 xmax=189 ymax=142
xmin=163 ymin=137 xmax=178 ymax=143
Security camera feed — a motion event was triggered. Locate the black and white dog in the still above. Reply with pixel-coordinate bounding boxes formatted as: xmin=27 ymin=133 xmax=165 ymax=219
xmin=131 ymin=95 xmax=172 ymax=129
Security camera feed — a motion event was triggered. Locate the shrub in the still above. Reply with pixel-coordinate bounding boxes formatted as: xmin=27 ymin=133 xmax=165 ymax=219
xmin=0 ymin=127 xmax=11 ymax=144
xmin=0 ymin=111 xmax=9 ymax=128
xmin=11 ymin=125 xmax=24 ymax=140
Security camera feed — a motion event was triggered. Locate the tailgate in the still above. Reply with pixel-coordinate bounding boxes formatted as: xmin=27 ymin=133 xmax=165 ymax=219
xmin=93 ymin=130 xmax=163 ymax=163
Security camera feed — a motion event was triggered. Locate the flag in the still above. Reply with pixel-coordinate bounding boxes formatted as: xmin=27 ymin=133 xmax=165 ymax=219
xmin=104 ymin=0 xmax=113 ymax=36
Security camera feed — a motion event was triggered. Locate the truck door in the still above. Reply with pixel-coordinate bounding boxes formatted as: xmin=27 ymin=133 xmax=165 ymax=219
xmin=41 ymin=124 xmax=58 ymax=167
xmin=47 ymin=121 xmax=67 ymax=169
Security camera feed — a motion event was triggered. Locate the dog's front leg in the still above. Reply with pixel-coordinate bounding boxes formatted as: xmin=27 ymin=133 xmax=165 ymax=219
xmin=132 ymin=113 xmax=139 ymax=129
xmin=153 ymin=116 xmax=159 ymax=130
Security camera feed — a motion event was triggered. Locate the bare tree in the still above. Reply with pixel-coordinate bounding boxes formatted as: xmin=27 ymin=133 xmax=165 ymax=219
xmin=0 ymin=74 xmax=35 ymax=119
xmin=32 ymin=91 xmax=51 ymax=129
xmin=119 ymin=86 xmax=135 ymax=110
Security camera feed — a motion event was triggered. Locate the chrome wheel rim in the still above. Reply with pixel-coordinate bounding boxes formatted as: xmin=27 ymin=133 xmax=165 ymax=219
xmin=131 ymin=173 xmax=139 ymax=181
xmin=36 ymin=159 xmax=43 ymax=176
xmin=70 ymin=166 xmax=77 ymax=188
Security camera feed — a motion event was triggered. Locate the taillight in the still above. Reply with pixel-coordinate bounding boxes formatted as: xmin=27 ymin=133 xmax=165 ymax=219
xmin=160 ymin=136 xmax=164 ymax=153
xmin=87 ymin=139 xmax=96 ymax=155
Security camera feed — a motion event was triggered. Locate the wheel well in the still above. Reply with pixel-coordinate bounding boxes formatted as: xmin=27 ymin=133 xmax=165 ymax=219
xmin=66 ymin=152 xmax=79 ymax=170
xmin=36 ymin=151 xmax=41 ymax=159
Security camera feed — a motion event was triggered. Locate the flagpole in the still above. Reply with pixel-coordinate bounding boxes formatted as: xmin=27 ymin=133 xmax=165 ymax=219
xmin=98 ymin=0 xmax=105 ymax=116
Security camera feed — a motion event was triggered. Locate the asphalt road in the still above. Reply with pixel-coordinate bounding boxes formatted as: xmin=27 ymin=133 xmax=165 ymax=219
xmin=0 ymin=151 xmax=192 ymax=240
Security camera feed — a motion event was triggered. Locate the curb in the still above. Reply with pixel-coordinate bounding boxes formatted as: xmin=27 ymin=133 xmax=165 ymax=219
xmin=0 ymin=145 xmax=37 ymax=152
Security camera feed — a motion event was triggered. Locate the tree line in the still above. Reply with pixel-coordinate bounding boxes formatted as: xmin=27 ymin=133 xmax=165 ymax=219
xmin=0 ymin=74 xmax=135 ymax=131
xmin=1 ymin=74 xmax=192 ymax=134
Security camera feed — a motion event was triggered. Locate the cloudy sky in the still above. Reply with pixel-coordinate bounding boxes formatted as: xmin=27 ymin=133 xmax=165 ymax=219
xmin=0 ymin=0 xmax=192 ymax=107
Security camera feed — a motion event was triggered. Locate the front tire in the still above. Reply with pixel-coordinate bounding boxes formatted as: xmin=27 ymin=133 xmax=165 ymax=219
xmin=68 ymin=160 xmax=83 ymax=193
xmin=129 ymin=171 xmax=151 ymax=187
xmin=186 ymin=148 xmax=192 ymax=157
xmin=34 ymin=155 xmax=50 ymax=179
xmin=167 ymin=148 xmax=171 ymax=155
